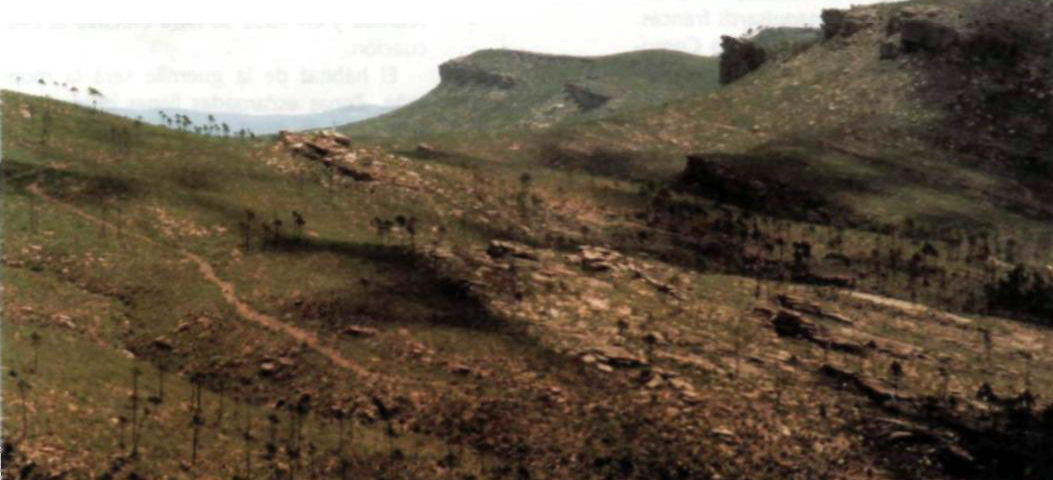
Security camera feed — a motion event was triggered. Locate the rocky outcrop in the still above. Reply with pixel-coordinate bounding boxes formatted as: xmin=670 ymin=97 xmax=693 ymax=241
xmin=277 ymin=130 xmax=375 ymax=182
xmin=821 ymin=9 xmax=877 ymax=40
xmin=439 ymin=60 xmax=517 ymax=89
xmin=882 ymin=6 xmax=961 ymax=56
xmin=819 ymin=364 xmax=901 ymax=404
xmin=770 ymin=309 xmax=867 ymax=355
xmin=719 ymin=36 xmax=767 ymax=85
xmin=563 ymin=83 xmax=611 ymax=111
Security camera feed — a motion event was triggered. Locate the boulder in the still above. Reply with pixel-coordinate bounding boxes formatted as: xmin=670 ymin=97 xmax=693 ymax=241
xmin=582 ymin=345 xmax=646 ymax=369
xmin=416 ymin=143 xmax=439 ymax=154
xmin=344 ymin=325 xmax=379 ymax=338
xmin=152 ymin=336 xmax=174 ymax=351
xmin=259 ymin=361 xmax=277 ymax=376
xmin=328 ymin=131 xmax=352 ymax=147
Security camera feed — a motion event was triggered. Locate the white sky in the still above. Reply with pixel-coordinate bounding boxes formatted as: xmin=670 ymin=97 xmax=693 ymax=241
xmin=1 ymin=0 xmax=886 ymax=115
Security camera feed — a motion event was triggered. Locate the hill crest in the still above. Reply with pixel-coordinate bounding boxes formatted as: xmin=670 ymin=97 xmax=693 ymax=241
xmin=341 ymin=48 xmax=719 ymax=136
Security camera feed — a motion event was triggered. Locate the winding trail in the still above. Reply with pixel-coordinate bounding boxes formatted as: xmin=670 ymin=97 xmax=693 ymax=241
xmin=27 ymin=181 xmax=377 ymax=381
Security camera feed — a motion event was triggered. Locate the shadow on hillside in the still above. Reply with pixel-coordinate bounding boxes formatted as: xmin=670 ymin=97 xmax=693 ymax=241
xmin=535 ymin=141 xmax=652 ymax=181
xmin=2 ymin=158 xmax=144 ymax=206
xmin=259 ymin=237 xmax=513 ymax=333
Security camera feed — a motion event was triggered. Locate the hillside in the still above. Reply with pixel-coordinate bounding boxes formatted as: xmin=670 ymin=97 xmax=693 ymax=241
xmin=4 ymin=1 xmax=1053 ymax=479
xmin=340 ymin=48 xmax=719 ymax=137
xmin=5 ymin=80 xmax=1053 ymax=479
xmin=501 ymin=2 xmax=1053 ymax=232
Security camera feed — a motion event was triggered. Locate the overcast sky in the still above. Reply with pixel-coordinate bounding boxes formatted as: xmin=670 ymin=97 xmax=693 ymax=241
xmin=1 ymin=0 xmax=886 ymax=115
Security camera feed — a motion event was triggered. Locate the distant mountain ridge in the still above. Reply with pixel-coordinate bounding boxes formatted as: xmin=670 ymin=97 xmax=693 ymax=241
xmin=107 ymin=103 xmax=396 ymax=135
xmin=340 ymin=48 xmax=720 ymax=137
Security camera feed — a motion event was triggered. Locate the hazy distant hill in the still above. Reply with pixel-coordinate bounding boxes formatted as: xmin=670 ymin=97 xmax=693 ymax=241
xmin=107 ymin=103 xmax=396 ymax=135
xmin=341 ymin=48 xmax=719 ymax=137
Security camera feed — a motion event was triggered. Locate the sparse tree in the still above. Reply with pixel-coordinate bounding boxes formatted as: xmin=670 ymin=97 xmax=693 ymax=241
xmin=889 ymin=361 xmax=904 ymax=398
xmin=87 ymin=87 xmax=103 ymax=110
xmin=215 ymin=378 xmax=226 ymax=428
xmin=189 ymin=378 xmax=204 ymax=468
xmin=405 ymin=216 xmax=418 ymax=250
xmin=242 ymin=403 xmax=254 ymax=478
xmin=153 ymin=362 xmax=169 ymax=404
xmin=28 ymin=330 xmax=42 ymax=373
xmin=129 ymin=366 xmax=143 ymax=456
xmin=272 ymin=217 xmax=283 ymax=244
xmin=10 ymin=370 xmax=30 ymax=440
xmin=292 ymin=211 xmax=306 ymax=241
xmin=265 ymin=410 xmax=279 ymax=461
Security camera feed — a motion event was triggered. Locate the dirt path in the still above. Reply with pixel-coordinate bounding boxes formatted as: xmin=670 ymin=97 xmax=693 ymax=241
xmin=27 ymin=181 xmax=377 ymax=381
xmin=846 ymin=290 xmax=975 ymax=329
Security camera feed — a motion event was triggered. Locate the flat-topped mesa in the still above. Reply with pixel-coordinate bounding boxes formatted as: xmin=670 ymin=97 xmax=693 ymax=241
xmin=341 ymin=48 xmax=720 ymax=136
xmin=438 ymin=60 xmax=517 ymax=89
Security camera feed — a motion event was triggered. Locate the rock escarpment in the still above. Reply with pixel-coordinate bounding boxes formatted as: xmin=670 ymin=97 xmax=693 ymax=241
xmin=438 ymin=59 xmax=517 ymax=89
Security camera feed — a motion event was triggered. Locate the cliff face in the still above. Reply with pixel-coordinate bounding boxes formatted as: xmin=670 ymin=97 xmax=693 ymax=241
xmin=438 ymin=60 xmax=517 ymax=89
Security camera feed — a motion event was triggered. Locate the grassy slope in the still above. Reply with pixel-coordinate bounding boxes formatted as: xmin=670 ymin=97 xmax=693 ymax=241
xmin=1 ymin=91 xmax=508 ymax=477
xmin=341 ymin=49 xmax=719 ymax=137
